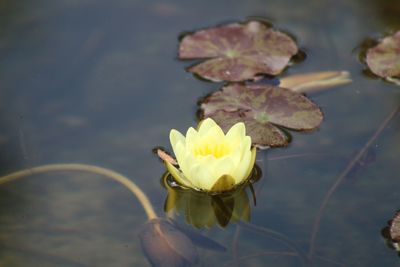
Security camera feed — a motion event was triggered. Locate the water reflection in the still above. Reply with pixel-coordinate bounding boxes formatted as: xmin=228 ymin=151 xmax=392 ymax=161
xmin=1 ymin=0 xmax=400 ymax=265
xmin=162 ymin=165 xmax=261 ymax=228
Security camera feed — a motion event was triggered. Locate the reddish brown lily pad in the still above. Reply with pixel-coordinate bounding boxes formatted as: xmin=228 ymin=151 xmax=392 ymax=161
xmin=366 ymin=31 xmax=400 ymax=79
xmin=179 ymin=20 xmax=298 ymax=82
xmin=390 ymin=211 xmax=400 ymax=243
xmin=200 ymin=83 xmax=323 ymax=148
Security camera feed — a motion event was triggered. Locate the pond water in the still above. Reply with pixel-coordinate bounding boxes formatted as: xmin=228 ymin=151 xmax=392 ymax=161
xmin=0 ymin=0 xmax=399 ymax=266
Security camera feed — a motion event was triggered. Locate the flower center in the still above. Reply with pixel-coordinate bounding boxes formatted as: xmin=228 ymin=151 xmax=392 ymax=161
xmin=193 ymin=143 xmax=230 ymax=158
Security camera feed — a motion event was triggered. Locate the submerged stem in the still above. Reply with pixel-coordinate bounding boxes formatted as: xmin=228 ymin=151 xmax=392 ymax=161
xmin=0 ymin=163 xmax=157 ymax=220
xmin=237 ymin=221 xmax=308 ymax=265
xmin=223 ymin=250 xmax=298 ymax=267
xmin=308 ymin=105 xmax=400 ymax=259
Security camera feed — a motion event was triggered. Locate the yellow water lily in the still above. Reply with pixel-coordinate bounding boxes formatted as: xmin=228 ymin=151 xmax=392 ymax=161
xmin=165 ymin=118 xmax=256 ymax=192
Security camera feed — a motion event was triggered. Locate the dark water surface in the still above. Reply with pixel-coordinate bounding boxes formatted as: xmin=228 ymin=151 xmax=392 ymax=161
xmin=0 ymin=0 xmax=399 ymax=266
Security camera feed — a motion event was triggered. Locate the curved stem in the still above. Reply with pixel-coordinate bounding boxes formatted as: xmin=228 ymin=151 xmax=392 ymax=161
xmin=308 ymin=105 xmax=400 ymax=258
xmin=0 ymin=163 xmax=157 ymax=220
xmin=267 ymin=153 xmax=330 ymax=161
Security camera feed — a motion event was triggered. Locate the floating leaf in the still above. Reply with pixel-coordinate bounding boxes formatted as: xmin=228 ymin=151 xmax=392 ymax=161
xmin=382 ymin=211 xmax=400 ymax=252
xmin=366 ymin=31 xmax=400 ymax=80
xmin=179 ymin=20 xmax=298 ymax=82
xmin=279 ymin=71 xmax=352 ymax=93
xmin=200 ymin=83 xmax=323 ymax=147
xmin=154 ymin=147 xmax=178 ymax=165
xmin=390 ymin=212 xmax=400 ymax=243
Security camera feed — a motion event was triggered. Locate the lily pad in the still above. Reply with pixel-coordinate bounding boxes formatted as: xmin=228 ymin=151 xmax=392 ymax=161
xmin=366 ymin=31 xmax=400 ymax=79
xmin=390 ymin=211 xmax=400 ymax=243
xmin=179 ymin=20 xmax=298 ymax=82
xmin=200 ymin=83 xmax=323 ymax=147
xmin=382 ymin=211 xmax=400 ymax=252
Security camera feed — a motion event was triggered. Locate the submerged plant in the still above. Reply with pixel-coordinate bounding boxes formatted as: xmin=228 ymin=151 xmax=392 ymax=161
xmin=0 ymin=164 xmax=225 ymax=266
xmin=140 ymin=218 xmax=199 ymax=266
xmin=165 ymin=118 xmax=256 ymax=193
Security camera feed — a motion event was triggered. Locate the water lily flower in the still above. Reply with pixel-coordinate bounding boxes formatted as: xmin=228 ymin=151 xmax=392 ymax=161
xmin=165 ymin=118 xmax=256 ymax=192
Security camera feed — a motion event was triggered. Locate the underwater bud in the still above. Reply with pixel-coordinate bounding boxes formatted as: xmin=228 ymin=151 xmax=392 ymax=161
xmin=139 ymin=218 xmax=198 ymax=267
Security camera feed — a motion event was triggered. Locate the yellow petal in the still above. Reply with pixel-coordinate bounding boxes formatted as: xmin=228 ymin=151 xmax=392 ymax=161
xmin=227 ymin=148 xmax=242 ymax=166
xmin=233 ymin=147 xmax=256 ymax=184
xmin=210 ymin=156 xmax=235 ymax=180
xmin=243 ymin=147 xmax=257 ymax=180
xmin=165 ymin=161 xmax=193 ymax=188
xmin=226 ymin=122 xmax=245 ymax=143
xmin=240 ymin=136 xmax=252 ymax=158
xmin=175 ymin=142 xmax=190 ymax=175
xmin=197 ymin=118 xmax=218 ymax=136
xmin=170 ymin=129 xmax=185 ymax=149
xmin=200 ymin=125 xmax=225 ymax=143
xmin=185 ymin=127 xmax=198 ymax=149
xmin=189 ymin=163 xmax=215 ymax=191
xmin=181 ymin=149 xmax=202 ymax=181
xmin=227 ymin=136 xmax=250 ymax=167
xmin=170 ymin=130 xmax=186 ymax=166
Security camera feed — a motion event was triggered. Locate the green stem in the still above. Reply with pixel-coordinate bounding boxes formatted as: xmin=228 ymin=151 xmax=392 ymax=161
xmin=0 ymin=163 xmax=157 ymax=220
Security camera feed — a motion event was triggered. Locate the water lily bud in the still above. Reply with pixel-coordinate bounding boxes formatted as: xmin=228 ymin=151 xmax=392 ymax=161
xmin=139 ymin=218 xmax=198 ymax=267
xmin=165 ymin=118 xmax=256 ymax=192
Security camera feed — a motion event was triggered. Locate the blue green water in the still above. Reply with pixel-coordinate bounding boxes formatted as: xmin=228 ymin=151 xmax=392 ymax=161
xmin=0 ymin=0 xmax=399 ymax=266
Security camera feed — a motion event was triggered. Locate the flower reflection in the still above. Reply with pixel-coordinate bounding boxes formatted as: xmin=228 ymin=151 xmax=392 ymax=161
xmin=162 ymin=166 xmax=261 ymax=228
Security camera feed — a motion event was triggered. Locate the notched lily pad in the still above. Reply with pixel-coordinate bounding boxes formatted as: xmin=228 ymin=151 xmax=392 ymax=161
xmin=179 ymin=20 xmax=298 ymax=82
xmin=199 ymin=83 xmax=323 ymax=148
xmin=366 ymin=31 xmax=400 ymax=82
